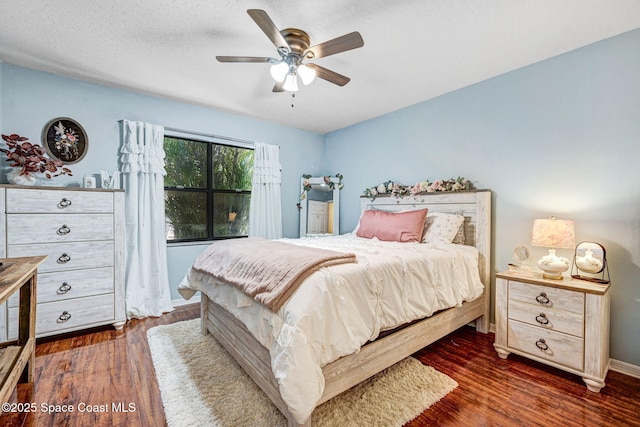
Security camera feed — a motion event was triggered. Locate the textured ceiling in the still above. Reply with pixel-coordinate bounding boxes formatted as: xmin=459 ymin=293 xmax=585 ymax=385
xmin=1 ymin=1 xmax=640 ymax=134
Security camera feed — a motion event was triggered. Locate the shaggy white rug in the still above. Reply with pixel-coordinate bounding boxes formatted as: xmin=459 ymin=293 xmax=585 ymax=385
xmin=147 ymin=319 xmax=457 ymax=427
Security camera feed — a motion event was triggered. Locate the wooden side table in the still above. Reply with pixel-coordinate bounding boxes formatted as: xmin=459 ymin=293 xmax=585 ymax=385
xmin=0 ymin=256 xmax=46 ymax=410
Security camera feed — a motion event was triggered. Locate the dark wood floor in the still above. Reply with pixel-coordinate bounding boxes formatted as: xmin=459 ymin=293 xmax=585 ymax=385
xmin=2 ymin=303 xmax=639 ymax=427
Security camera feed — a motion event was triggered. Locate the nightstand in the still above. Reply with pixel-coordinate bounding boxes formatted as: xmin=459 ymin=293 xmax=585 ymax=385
xmin=494 ymin=270 xmax=610 ymax=392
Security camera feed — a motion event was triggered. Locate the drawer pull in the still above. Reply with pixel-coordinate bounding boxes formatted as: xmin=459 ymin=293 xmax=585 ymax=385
xmin=535 ymin=313 xmax=549 ymax=325
xmin=57 ymin=311 xmax=72 ymax=323
xmin=535 ymin=339 xmax=549 ymax=351
xmin=57 ymin=282 xmax=72 ymax=294
xmin=58 ymin=198 xmax=72 ymax=208
xmin=535 ymin=292 xmax=550 ymax=305
xmin=57 ymin=224 xmax=71 ymax=235
xmin=57 ymin=253 xmax=71 ymax=264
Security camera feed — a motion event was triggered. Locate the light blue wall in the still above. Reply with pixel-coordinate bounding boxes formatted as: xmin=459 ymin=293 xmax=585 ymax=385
xmin=325 ymin=29 xmax=640 ymax=365
xmin=0 ymin=62 xmax=324 ymax=301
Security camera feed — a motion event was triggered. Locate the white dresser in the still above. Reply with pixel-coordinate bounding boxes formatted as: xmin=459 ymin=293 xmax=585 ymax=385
xmin=0 ymin=185 xmax=125 ymax=340
xmin=494 ymin=270 xmax=610 ymax=392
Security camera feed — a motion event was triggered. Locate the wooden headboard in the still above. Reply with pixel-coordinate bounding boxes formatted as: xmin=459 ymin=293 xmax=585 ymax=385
xmin=360 ymin=190 xmax=492 ymax=330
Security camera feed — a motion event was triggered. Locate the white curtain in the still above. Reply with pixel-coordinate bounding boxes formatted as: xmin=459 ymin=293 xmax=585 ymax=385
xmin=120 ymin=120 xmax=173 ymax=319
xmin=249 ymin=142 xmax=283 ymax=239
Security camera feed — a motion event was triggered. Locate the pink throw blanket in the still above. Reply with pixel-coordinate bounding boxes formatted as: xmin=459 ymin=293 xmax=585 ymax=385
xmin=192 ymin=237 xmax=357 ymax=311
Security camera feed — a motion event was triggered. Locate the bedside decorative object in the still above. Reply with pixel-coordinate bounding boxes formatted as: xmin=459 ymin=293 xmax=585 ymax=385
xmin=572 ymin=241 xmax=610 ymax=284
xmin=1 ymin=133 xmax=73 ymax=184
xmin=511 ymin=244 xmax=532 ymax=273
xmin=530 ymin=217 xmax=575 ymax=279
xmin=42 ymin=117 xmax=88 ymax=164
xmin=494 ymin=270 xmax=610 ymax=392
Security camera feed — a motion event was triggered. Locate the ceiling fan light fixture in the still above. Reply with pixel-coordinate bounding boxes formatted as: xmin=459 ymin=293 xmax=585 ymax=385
xmin=283 ymin=73 xmax=299 ymax=92
xmin=297 ymin=64 xmax=316 ymax=85
xmin=270 ymin=62 xmax=289 ymax=83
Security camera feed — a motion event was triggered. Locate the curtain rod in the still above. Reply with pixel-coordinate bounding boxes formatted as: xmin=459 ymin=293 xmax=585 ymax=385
xmin=118 ymin=120 xmax=255 ymax=147
xmin=164 ymin=126 xmax=255 ymax=146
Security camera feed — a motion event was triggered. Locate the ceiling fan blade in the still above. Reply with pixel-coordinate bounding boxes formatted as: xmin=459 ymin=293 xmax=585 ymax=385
xmin=216 ymin=56 xmax=273 ymax=63
xmin=247 ymin=9 xmax=289 ymax=51
xmin=306 ymin=64 xmax=351 ymax=86
xmin=272 ymin=81 xmax=285 ymax=92
xmin=304 ymin=31 xmax=364 ymax=59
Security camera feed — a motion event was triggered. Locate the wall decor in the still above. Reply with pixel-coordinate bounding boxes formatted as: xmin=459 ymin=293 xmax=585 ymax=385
xmin=42 ymin=117 xmax=88 ymax=164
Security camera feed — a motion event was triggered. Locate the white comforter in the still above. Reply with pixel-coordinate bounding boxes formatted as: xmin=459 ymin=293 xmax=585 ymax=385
xmin=178 ymin=234 xmax=484 ymax=424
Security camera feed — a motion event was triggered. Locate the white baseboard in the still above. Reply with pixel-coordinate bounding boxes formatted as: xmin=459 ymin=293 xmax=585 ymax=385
xmin=172 ymin=294 xmax=200 ymax=308
xmin=610 ymin=358 xmax=640 ymax=379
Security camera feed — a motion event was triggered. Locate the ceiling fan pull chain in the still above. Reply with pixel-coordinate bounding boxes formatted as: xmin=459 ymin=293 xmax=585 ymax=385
xmin=291 ymin=93 xmax=295 ymax=108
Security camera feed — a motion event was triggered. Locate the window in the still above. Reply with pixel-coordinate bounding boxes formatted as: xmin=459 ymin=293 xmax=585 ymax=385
xmin=164 ymin=135 xmax=254 ymax=242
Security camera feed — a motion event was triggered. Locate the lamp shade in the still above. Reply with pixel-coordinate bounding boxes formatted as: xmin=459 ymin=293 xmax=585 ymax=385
xmin=297 ymin=64 xmax=316 ymax=85
xmin=531 ymin=218 xmax=575 ymax=249
xmin=283 ymin=73 xmax=299 ymax=92
xmin=270 ymin=62 xmax=289 ymax=83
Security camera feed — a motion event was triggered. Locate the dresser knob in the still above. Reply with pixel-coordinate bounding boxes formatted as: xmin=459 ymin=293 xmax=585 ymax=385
xmin=57 ymin=253 xmax=71 ymax=264
xmin=535 ymin=339 xmax=549 ymax=351
xmin=58 ymin=198 xmax=72 ymax=208
xmin=535 ymin=292 xmax=550 ymax=305
xmin=57 ymin=311 xmax=72 ymax=323
xmin=57 ymin=282 xmax=72 ymax=294
xmin=535 ymin=313 xmax=550 ymax=325
xmin=57 ymin=225 xmax=71 ymax=235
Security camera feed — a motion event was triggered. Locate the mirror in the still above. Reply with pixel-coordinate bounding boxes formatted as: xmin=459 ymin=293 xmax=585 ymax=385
xmin=571 ymin=241 xmax=609 ymax=283
xmin=299 ymin=176 xmax=340 ymax=237
xmin=508 ymin=244 xmax=532 ymax=272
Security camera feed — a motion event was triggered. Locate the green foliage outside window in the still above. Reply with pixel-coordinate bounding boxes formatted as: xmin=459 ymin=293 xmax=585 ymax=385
xmin=164 ymin=136 xmax=254 ymax=241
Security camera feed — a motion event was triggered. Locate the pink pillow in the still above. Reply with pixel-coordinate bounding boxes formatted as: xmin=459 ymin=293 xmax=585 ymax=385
xmin=356 ymin=209 xmax=428 ymax=242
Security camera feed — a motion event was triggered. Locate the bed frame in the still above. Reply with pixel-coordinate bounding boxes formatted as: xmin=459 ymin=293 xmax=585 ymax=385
xmin=200 ymin=190 xmax=492 ymax=426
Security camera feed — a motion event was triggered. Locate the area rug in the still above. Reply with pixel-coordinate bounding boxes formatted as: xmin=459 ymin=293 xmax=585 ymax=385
xmin=147 ymin=319 xmax=457 ymax=427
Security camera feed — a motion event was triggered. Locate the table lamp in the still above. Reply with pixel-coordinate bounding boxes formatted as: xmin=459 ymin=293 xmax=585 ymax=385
xmin=531 ymin=217 xmax=575 ymax=279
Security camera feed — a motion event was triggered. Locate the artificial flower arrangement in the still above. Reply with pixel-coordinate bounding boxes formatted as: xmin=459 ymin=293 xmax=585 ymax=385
xmin=1 ymin=133 xmax=73 ymax=182
xmin=363 ymin=176 xmax=473 ymax=200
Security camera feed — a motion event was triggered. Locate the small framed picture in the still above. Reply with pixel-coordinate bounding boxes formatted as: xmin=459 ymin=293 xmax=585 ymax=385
xmin=42 ymin=117 xmax=88 ymax=164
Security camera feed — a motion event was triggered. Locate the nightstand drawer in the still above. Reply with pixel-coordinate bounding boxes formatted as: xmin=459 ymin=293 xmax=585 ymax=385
xmin=509 ymin=281 xmax=584 ymax=315
xmin=8 ymin=293 xmax=115 ymax=339
xmin=509 ymin=299 xmax=584 ymax=337
xmin=7 ymin=267 xmax=114 ymax=307
xmin=508 ymin=320 xmax=584 ymax=371
xmin=6 ymin=214 xmax=114 ymax=244
xmin=6 ymin=188 xmax=113 ymax=213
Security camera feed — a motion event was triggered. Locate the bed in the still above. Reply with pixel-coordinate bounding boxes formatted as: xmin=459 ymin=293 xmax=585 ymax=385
xmin=178 ymin=190 xmax=492 ymax=426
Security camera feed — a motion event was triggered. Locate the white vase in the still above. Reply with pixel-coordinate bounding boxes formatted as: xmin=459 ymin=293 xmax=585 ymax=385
xmin=537 ymin=249 xmax=570 ymax=279
xmin=7 ymin=168 xmax=37 ymax=186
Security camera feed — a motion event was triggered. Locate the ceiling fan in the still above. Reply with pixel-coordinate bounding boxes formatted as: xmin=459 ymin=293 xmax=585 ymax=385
xmin=216 ymin=9 xmax=364 ymax=92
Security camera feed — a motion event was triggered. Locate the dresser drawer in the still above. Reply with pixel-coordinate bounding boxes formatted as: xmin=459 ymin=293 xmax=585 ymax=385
xmin=508 ymin=320 xmax=584 ymax=371
xmin=6 ymin=214 xmax=114 ymax=244
xmin=6 ymin=188 xmax=113 ymax=214
xmin=509 ymin=299 xmax=584 ymax=337
xmin=7 ymin=267 xmax=114 ymax=307
xmin=8 ymin=293 xmax=115 ymax=339
xmin=509 ymin=281 xmax=584 ymax=315
xmin=7 ymin=241 xmax=113 ymax=273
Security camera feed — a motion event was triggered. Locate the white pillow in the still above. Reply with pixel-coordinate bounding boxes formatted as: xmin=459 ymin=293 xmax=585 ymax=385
xmin=422 ymin=212 xmax=465 ymax=244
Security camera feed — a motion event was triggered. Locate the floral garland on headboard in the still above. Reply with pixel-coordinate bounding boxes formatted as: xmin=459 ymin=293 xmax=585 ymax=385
xmin=363 ymin=176 xmax=474 ymax=200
